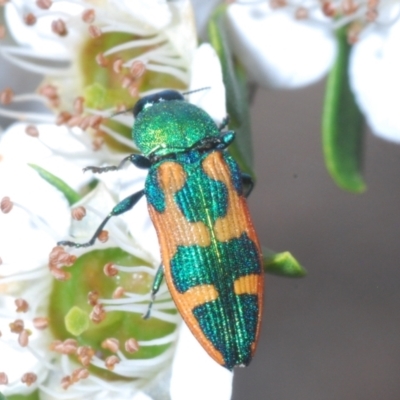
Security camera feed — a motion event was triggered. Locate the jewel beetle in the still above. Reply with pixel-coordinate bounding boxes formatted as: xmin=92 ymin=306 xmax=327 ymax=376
xmin=58 ymin=90 xmax=264 ymax=370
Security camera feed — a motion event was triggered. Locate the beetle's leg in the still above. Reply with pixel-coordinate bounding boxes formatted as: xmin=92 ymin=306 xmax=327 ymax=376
xmin=242 ymin=173 xmax=254 ymax=198
xmin=58 ymin=189 xmax=145 ymax=248
xmin=129 ymin=154 xmax=152 ymax=169
xmin=218 ymin=115 xmax=230 ymax=131
xmin=143 ymin=264 xmax=164 ymax=320
xmin=193 ymin=130 xmax=236 ymax=152
xmin=83 ymin=154 xmax=152 ymax=174
xmin=83 ymin=155 xmax=132 ymax=174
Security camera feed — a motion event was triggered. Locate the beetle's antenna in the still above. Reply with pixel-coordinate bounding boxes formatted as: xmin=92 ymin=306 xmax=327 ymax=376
xmin=181 ymin=87 xmax=211 ymax=96
xmin=110 ymin=106 xmax=135 ymax=118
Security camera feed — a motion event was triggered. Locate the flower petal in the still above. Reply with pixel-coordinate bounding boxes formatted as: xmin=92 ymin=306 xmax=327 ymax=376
xmin=170 ymin=323 xmax=233 ymax=400
xmin=113 ymin=0 xmax=172 ymax=30
xmin=350 ymin=16 xmax=400 ymax=142
xmin=189 ymin=43 xmax=226 ymax=124
xmin=227 ymin=3 xmax=337 ymax=88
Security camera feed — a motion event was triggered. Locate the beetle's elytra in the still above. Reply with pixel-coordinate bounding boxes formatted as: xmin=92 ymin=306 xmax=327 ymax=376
xmin=58 ymin=90 xmax=264 ymax=370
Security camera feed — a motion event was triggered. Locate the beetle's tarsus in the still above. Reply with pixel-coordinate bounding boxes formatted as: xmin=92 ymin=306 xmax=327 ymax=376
xmin=57 ymin=239 xmax=93 ymax=248
xmin=142 ymin=294 xmax=155 ymax=320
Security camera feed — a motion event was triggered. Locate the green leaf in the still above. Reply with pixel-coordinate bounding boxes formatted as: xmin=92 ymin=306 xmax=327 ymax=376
xmin=263 ymin=247 xmax=307 ymax=278
xmin=322 ymin=26 xmax=366 ymax=193
xmin=208 ymin=5 xmax=255 ymax=179
xmin=7 ymin=391 xmax=40 ymax=400
xmin=28 ymin=164 xmax=81 ymax=205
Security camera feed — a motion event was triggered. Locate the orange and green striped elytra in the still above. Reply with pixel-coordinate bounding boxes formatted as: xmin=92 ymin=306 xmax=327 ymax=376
xmin=58 ymin=90 xmax=264 ymax=370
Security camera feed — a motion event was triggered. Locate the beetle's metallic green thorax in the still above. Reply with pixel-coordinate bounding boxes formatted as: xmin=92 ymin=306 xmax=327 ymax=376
xmin=133 ymin=100 xmax=220 ymax=157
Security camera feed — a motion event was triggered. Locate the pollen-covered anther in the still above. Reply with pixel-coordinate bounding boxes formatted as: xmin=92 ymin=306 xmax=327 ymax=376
xmin=72 ymin=206 xmax=86 ymax=221
xmin=88 ymin=25 xmax=102 ymax=38
xmin=78 ymin=116 xmax=91 ymax=130
xmin=51 ymin=19 xmax=68 ymax=36
xmin=9 ymin=319 xmax=24 ymax=333
xmin=97 ymin=230 xmax=109 ymax=243
xmin=125 ymin=338 xmax=139 ymax=353
xmin=295 ymin=7 xmax=308 ymax=19
xmin=95 ymin=52 xmax=108 ymax=68
xmin=60 ymin=375 xmax=72 ymax=390
xmin=50 ymin=267 xmax=71 ymax=280
xmin=71 ymin=367 xmax=89 ymax=382
xmin=103 ymin=262 xmax=118 ymax=277
xmin=322 ymin=1 xmax=336 ymax=16
xmin=82 ymin=8 xmax=95 ymax=23
xmin=73 ymin=96 xmax=85 ymax=114
xmin=56 ymin=111 xmax=72 ymax=125
xmin=92 ymin=135 xmax=104 ymax=151
xmin=24 ymin=13 xmax=37 ymax=26
xmin=77 ymin=345 xmax=95 ymax=366
xmin=121 ymin=75 xmax=134 ymax=89
xmin=15 ymin=298 xmax=29 ymax=313
xmin=116 ymin=104 xmax=127 ymax=113
xmin=39 ymin=84 xmax=59 ymax=107
xmin=101 ymin=338 xmax=119 ymax=353
xmin=33 ymin=316 xmax=49 ymax=330
xmin=113 ymin=58 xmax=124 ymax=74
xmin=105 ymin=355 xmax=120 ymax=371
xmin=21 ymin=372 xmax=37 ymax=386
xmin=0 ymin=372 xmax=8 ymax=385
xmin=0 ymin=88 xmax=13 ymax=105
xmin=49 ymin=246 xmax=76 ymax=268
xmin=90 ymin=303 xmax=106 ymax=323
xmin=49 ymin=245 xmax=64 ymax=262
xmin=87 ymin=290 xmax=99 ymax=306
xmin=270 ymin=0 xmax=287 ymax=8
xmin=1 ymin=196 xmax=13 ymax=213
xmin=129 ymin=60 xmax=146 ymax=79
xmin=347 ymin=22 xmax=362 ymax=44
xmin=112 ymin=286 xmax=125 ymax=299
xmin=88 ymin=114 xmax=103 ymax=129
xmin=129 ymin=84 xmax=139 ymax=98
xmin=36 ymin=0 xmax=52 ymax=9
xmin=25 ymin=125 xmax=39 ymax=137
xmin=18 ymin=329 xmax=31 ymax=347
xmin=341 ymin=0 xmax=358 ymax=15
xmin=67 ymin=114 xmax=83 ymax=128
xmin=0 ymin=25 xmax=6 ymax=39
xmin=50 ymin=338 xmax=78 ymax=354
xmin=366 ymin=6 xmax=378 ymax=21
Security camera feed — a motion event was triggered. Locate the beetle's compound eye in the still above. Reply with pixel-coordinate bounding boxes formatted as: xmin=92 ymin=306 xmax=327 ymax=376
xmin=133 ymin=90 xmax=184 ymax=117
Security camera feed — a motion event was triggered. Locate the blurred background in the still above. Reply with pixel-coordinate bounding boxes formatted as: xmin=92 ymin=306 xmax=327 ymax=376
xmin=233 ymin=82 xmax=400 ymax=399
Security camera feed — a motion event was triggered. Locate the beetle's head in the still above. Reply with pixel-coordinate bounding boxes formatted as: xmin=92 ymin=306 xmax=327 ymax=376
xmin=133 ymin=90 xmax=184 ymax=118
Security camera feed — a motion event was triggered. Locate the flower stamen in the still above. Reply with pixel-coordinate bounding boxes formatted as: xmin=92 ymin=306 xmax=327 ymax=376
xmin=51 ymin=19 xmax=68 ymax=36
xmin=82 ymin=8 xmax=95 ymax=24
xmin=21 ymin=372 xmax=37 ymax=386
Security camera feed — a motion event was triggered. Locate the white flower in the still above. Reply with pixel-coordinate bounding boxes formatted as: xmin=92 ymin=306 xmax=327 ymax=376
xmin=225 ymin=0 xmax=337 ymax=89
xmin=0 ymin=1 xmax=232 ymax=399
xmin=216 ymin=0 xmax=400 ymax=141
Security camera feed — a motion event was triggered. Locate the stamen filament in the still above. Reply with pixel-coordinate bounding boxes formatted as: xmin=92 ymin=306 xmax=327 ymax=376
xmin=103 ymin=35 xmax=166 ymax=57
xmin=98 ymin=124 xmax=138 ymax=150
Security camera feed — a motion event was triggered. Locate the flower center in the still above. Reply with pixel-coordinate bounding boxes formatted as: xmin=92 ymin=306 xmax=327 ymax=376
xmin=48 ymin=247 xmax=177 ymax=381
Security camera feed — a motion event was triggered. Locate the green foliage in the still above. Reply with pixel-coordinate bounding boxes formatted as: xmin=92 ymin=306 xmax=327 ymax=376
xmin=322 ymin=27 xmax=366 ymax=193
xmin=28 ymin=164 xmax=81 ymax=205
xmin=208 ymin=5 xmax=255 ymax=179
xmin=263 ymin=248 xmax=306 ymax=278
